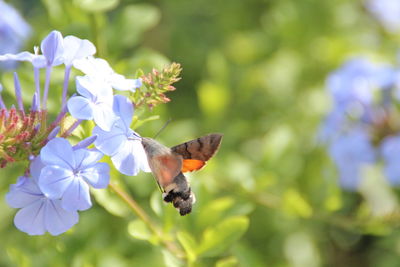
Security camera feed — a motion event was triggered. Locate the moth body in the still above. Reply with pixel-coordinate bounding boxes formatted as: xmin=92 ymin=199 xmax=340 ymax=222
xmin=141 ymin=133 xmax=222 ymax=215
xmin=142 ymin=137 xmax=194 ymax=215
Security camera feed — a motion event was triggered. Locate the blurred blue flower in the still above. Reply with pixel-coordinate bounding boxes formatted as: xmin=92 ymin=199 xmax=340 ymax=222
xmin=5 ymin=157 xmax=79 ymax=236
xmin=93 ymin=95 xmax=150 ymax=176
xmin=329 ymin=130 xmax=376 ymax=190
xmin=366 ymin=0 xmax=400 ymax=33
xmin=0 ymin=0 xmax=31 ymax=69
xmin=320 ymin=58 xmax=400 ymax=189
xmin=73 ymin=57 xmax=142 ymax=92
xmin=38 ymin=138 xmax=110 ymax=211
xmin=68 ymin=75 xmax=117 ymax=131
xmin=381 ymin=135 xmax=400 ymax=185
xmin=327 ymin=58 xmax=394 ymax=109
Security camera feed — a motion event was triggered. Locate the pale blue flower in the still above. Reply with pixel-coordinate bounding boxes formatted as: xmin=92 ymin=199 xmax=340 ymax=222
xmin=93 ymin=95 xmax=150 ymax=175
xmin=67 ymin=75 xmax=117 ymax=131
xmin=329 ymin=130 xmax=376 ymax=190
xmin=381 ymin=135 xmax=400 ymax=185
xmin=5 ymin=157 xmax=79 ymax=236
xmin=73 ymin=57 xmax=142 ymax=92
xmin=327 ymin=58 xmax=394 ymax=109
xmin=63 ymin=35 xmax=96 ymax=67
xmin=38 ymin=138 xmax=110 ymax=211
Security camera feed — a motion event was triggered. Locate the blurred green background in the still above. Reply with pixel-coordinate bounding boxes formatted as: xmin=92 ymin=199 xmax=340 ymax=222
xmin=1 ymin=0 xmax=400 ymax=266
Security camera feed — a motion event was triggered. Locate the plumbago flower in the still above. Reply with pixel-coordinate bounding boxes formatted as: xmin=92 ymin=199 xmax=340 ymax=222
xmin=93 ymin=95 xmax=151 ymax=176
xmin=67 ymin=57 xmax=143 ymax=131
xmin=0 ymin=30 xmax=182 ymax=235
xmin=68 ymin=75 xmax=117 ymax=131
xmin=320 ymin=58 xmax=400 ymax=190
xmin=0 ymin=30 xmax=110 ymax=236
xmin=6 ymin=158 xmax=79 ymax=235
xmin=39 ymin=138 xmax=110 ymax=211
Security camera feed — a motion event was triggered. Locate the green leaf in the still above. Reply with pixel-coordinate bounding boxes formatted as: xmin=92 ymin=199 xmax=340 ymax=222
xmin=127 ymin=219 xmax=153 ymax=241
xmin=150 ymin=190 xmax=164 ymax=217
xmin=216 ymin=256 xmax=239 ymax=267
xmin=117 ymin=4 xmax=161 ymax=46
xmin=197 ymin=197 xmax=235 ymax=228
xmin=74 ymin=0 xmax=119 ymax=12
xmin=197 ymin=216 xmax=249 ymax=257
xmin=282 ymin=189 xmax=313 ymax=218
xmin=161 ymin=249 xmax=184 ymax=267
xmin=91 ymin=187 xmax=130 ymax=217
xmin=6 ymin=247 xmax=30 ymax=267
xmin=176 ymin=231 xmax=198 ymax=263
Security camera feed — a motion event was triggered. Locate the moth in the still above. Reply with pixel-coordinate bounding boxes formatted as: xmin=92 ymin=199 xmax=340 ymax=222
xmin=142 ymin=133 xmax=223 ymax=215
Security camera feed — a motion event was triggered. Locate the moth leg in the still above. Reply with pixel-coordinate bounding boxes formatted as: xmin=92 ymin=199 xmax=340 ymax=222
xmin=162 ymin=192 xmax=174 ymax=202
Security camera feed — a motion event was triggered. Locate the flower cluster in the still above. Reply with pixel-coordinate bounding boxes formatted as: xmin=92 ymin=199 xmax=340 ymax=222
xmin=320 ymin=58 xmax=400 ymax=190
xmin=133 ymin=62 xmax=182 ymax=108
xmin=366 ymin=0 xmax=400 ymax=33
xmin=0 ymin=30 xmax=176 ymax=235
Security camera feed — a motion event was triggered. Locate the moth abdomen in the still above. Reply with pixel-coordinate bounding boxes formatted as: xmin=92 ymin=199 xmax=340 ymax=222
xmin=162 ymin=172 xmax=195 ymax=215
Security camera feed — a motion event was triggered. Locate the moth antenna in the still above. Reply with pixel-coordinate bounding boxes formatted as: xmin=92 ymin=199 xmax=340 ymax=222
xmin=153 ymin=118 xmax=172 ymax=139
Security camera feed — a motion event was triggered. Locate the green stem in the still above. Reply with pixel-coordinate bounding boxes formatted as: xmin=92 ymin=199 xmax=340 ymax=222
xmin=108 ymin=182 xmax=185 ymax=258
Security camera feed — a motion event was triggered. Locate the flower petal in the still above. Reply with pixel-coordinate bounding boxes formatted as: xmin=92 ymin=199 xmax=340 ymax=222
xmin=63 ymin=36 xmax=96 ymax=67
xmin=111 ymin=139 xmax=151 ymax=175
xmin=14 ymin=199 xmax=46 ymax=235
xmin=92 ymin=103 xmax=118 ymax=131
xmin=75 ymin=75 xmax=95 ymax=99
xmin=44 ymin=199 xmax=79 ymax=236
xmin=110 ymin=73 xmax=141 ymax=91
xmin=6 ymin=177 xmax=42 ymax=208
xmin=40 ymin=138 xmax=75 ymax=169
xmin=73 ymin=148 xmax=104 ymax=169
xmin=61 ymin=178 xmax=91 ymax=211
xmin=93 ymin=125 xmax=126 ymax=155
xmin=81 ymin=162 xmax=110 ymax=188
xmin=73 ymin=135 xmax=98 ymax=151
xmin=0 ymin=52 xmax=46 ymax=68
xmin=67 ymin=96 xmax=94 ymax=120
xmin=73 ymin=57 xmax=113 ymax=78
xmin=113 ymin=95 xmax=133 ymax=128
xmin=39 ymin=166 xmax=73 ymax=199
xmin=41 ymin=30 xmax=64 ymax=66
xmin=30 ymin=156 xmax=45 ymax=182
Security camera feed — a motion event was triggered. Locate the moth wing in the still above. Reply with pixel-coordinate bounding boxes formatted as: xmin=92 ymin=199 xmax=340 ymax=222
xmin=150 ymin=154 xmax=183 ymax=187
xmin=171 ymin=133 xmax=223 ymax=161
xmin=181 ymin=159 xmax=206 ymax=172
xmin=171 ymin=133 xmax=222 ymax=172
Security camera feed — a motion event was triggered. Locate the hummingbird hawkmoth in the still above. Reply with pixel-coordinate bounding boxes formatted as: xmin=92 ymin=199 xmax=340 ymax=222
xmin=141 ymin=133 xmax=223 ymax=215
